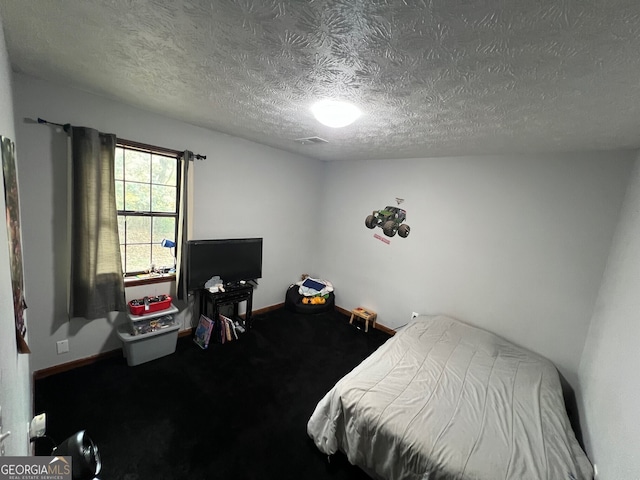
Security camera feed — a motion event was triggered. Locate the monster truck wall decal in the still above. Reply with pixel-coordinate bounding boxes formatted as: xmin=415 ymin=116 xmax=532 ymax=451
xmin=365 ymin=205 xmax=410 ymax=238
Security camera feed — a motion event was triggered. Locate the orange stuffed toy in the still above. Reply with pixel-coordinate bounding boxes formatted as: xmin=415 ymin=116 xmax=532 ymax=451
xmin=302 ymin=296 xmax=327 ymax=305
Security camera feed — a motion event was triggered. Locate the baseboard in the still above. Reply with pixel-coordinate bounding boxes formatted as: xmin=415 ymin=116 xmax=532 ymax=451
xmin=335 ymin=305 xmax=396 ymax=335
xmin=33 ymin=302 xmax=288 ymax=380
xmin=33 ymin=349 xmax=123 ymax=380
xmin=252 ymin=302 xmax=285 ymax=315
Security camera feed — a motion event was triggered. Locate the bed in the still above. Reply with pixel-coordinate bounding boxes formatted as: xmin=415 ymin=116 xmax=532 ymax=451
xmin=307 ymin=314 xmax=593 ymax=480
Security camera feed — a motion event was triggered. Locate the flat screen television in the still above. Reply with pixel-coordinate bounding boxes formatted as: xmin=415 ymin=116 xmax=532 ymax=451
xmin=186 ymin=238 xmax=263 ymax=291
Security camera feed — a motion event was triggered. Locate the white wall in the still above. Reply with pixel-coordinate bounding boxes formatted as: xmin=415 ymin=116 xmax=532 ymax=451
xmin=0 ymin=17 xmax=31 ymax=455
xmin=319 ymin=153 xmax=634 ymax=388
xmin=13 ymin=73 xmax=324 ymax=373
xmin=578 ymin=154 xmax=640 ymax=480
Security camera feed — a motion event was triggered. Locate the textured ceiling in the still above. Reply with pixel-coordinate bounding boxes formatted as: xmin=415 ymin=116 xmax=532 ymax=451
xmin=1 ymin=0 xmax=640 ymax=161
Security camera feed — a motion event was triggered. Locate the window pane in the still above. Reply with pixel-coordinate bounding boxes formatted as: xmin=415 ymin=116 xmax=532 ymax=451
xmin=120 ymin=244 xmax=126 ymax=273
xmin=152 ymin=185 xmax=177 ymax=213
xmin=124 ymin=150 xmax=151 ymax=183
xmin=115 ymin=148 xmax=124 ymax=180
xmin=152 ymin=217 xmax=176 ymax=244
xmin=126 ymin=244 xmax=152 ymax=273
xmin=118 ymin=215 xmax=126 ymax=245
xmin=126 ymin=216 xmax=151 ymax=244
xmin=152 ymin=155 xmax=177 ymax=186
xmin=152 ymin=244 xmax=175 ymax=270
xmin=115 ymin=180 xmax=124 ymax=210
xmin=125 ymin=182 xmax=151 ymax=211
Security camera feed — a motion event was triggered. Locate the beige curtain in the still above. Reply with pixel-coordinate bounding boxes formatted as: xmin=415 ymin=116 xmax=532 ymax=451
xmin=69 ymin=127 xmax=126 ymax=319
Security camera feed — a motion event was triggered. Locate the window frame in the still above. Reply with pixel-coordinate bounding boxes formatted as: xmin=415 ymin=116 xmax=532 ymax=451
xmin=115 ymin=138 xmax=183 ymax=278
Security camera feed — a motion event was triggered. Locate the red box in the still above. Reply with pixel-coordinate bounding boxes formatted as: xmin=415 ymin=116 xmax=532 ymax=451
xmin=128 ymin=295 xmax=172 ymax=316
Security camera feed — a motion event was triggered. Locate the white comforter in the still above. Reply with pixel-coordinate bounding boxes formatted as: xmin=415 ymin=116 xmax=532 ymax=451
xmin=307 ymin=315 xmax=592 ymax=480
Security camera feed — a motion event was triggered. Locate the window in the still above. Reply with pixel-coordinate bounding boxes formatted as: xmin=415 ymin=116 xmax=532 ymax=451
xmin=115 ymin=141 xmax=181 ymax=276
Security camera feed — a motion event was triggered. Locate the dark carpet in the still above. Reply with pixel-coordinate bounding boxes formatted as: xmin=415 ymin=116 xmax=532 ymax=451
xmin=34 ymin=308 xmax=391 ymax=479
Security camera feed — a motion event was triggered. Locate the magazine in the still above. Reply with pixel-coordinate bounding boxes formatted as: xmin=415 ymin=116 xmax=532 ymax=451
xmin=193 ymin=314 xmax=214 ymax=349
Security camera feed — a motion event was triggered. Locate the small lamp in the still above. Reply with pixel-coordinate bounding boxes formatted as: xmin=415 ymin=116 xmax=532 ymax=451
xmin=52 ymin=430 xmax=101 ymax=480
xmin=161 ymin=238 xmax=176 ymax=273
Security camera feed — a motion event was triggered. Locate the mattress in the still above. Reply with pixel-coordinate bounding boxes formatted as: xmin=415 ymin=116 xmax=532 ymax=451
xmin=307 ymin=315 xmax=592 ymax=480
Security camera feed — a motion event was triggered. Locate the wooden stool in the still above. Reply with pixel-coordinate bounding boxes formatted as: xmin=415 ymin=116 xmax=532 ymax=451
xmin=349 ymin=307 xmax=377 ymax=332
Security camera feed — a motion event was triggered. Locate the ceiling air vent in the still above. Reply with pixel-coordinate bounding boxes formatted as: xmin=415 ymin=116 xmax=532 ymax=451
xmin=294 ymin=136 xmax=328 ymax=145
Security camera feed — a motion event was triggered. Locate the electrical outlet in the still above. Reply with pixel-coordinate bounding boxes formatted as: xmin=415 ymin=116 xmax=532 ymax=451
xmin=56 ymin=339 xmax=69 ymax=354
xmin=411 ymin=312 xmax=419 ymax=320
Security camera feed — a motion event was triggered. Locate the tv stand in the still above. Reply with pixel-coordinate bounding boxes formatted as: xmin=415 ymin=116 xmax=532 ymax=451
xmin=200 ymin=284 xmax=253 ymax=330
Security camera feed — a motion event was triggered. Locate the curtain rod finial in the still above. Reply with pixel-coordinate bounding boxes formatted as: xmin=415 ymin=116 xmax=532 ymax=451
xmin=37 ymin=117 xmax=71 ymax=133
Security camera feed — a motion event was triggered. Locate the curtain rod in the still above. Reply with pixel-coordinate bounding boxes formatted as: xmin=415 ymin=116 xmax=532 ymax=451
xmin=37 ymin=117 xmax=206 ymax=160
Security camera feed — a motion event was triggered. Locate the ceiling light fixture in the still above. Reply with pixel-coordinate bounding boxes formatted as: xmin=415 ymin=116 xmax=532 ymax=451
xmin=311 ymin=100 xmax=361 ymax=128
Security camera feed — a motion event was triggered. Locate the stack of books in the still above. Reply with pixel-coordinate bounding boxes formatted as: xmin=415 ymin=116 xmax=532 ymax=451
xmin=193 ymin=314 xmax=245 ymax=349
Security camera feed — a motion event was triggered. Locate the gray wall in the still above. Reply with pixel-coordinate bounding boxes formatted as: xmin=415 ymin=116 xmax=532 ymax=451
xmin=318 ymin=154 xmax=634 ymax=388
xmin=578 ymin=154 xmax=640 ymax=479
xmin=0 ymin=17 xmax=31 ymax=455
xmin=13 ymin=73 xmax=324 ymax=372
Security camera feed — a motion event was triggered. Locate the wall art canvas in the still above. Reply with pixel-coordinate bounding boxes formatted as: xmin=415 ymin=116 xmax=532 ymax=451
xmin=1 ymin=136 xmax=29 ymax=353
